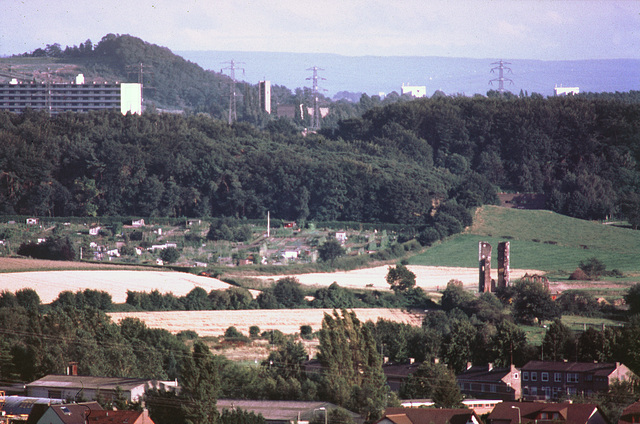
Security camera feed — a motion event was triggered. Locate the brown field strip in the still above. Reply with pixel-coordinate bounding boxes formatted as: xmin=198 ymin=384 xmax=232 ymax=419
xmin=107 ymin=308 xmax=425 ymax=337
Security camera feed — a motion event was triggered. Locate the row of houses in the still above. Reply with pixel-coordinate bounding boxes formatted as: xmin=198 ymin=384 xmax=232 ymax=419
xmin=456 ymin=360 xmax=633 ymax=402
xmin=382 ymin=360 xmax=635 ymax=402
xmin=4 ymin=372 xmax=640 ymax=424
xmin=6 ymin=396 xmax=640 ymax=424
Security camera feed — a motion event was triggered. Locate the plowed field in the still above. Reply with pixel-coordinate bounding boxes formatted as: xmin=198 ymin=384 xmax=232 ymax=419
xmin=108 ymin=308 xmax=424 ymax=337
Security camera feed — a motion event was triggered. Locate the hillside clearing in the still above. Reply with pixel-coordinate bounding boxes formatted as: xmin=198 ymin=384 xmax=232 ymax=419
xmin=107 ymin=308 xmax=424 ymax=337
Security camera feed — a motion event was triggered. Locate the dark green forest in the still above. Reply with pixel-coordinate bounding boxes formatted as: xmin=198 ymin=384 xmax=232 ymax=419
xmin=2 ymin=94 xmax=640 ymax=228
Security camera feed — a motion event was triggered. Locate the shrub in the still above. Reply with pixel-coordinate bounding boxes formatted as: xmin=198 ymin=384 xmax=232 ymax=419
xmin=300 ymin=325 xmax=313 ymax=340
xmin=249 ymin=325 xmax=260 ymax=338
xmin=160 ymin=247 xmax=180 ymax=264
xmin=569 ymin=268 xmax=589 ymax=280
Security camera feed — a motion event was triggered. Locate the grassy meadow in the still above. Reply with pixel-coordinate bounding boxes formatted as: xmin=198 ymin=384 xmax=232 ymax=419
xmin=409 ymin=206 xmax=640 ymax=276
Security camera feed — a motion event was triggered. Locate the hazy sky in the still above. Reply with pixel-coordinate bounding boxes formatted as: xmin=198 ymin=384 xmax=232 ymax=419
xmin=2 ymin=0 xmax=639 ymax=60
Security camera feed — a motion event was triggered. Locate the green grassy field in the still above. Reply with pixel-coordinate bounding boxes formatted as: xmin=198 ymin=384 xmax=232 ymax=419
xmin=521 ymin=315 xmax=624 ymax=346
xmin=408 ymin=206 xmax=640 ymax=274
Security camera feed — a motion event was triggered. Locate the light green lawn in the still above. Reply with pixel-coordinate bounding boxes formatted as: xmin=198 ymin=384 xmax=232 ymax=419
xmin=409 ymin=206 xmax=640 ymax=274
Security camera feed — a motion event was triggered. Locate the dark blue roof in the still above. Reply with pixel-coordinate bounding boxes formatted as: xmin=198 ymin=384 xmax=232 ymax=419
xmin=1 ymin=396 xmax=62 ymax=416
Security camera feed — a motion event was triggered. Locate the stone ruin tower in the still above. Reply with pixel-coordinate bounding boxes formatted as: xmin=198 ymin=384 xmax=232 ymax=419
xmin=497 ymin=241 xmax=510 ymax=288
xmin=479 ymin=241 xmax=511 ymax=293
xmin=479 ymin=241 xmax=492 ymax=292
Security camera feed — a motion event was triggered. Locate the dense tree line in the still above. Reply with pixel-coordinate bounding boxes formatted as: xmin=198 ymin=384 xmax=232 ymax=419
xmin=125 ymin=278 xmax=436 ymax=312
xmin=3 ymin=93 xmax=640 ymax=228
xmin=328 ymin=94 xmax=640 ymax=221
xmin=0 ymin=288 xmax=187 ymax=382
xmin=0 ymin=109 xmax=476 ymax=237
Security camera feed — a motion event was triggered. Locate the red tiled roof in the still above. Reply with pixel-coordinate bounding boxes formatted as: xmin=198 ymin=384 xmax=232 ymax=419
xmin=458 ymin=365 xmax=513 ymax=382
xmin=521 ymin=361 xmax=619 ymax=374
xmin=381 ymin=408 xmax=478 ymax=424
xmin=620 ymin=401 xmax=640 ymax=424
xmin=87 ymin=410 xmax=147 ymax=424
xmin=49 ymin=402 xmax=103 ymax=424
xmin=488 ymin=401 xmax=601 ymax=424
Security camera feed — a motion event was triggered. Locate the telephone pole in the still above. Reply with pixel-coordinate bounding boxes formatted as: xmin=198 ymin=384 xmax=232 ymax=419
xmin=306 ymin=66 xmax=325 ymax=130
xmin=489 ymin=60 xmax=513 ymax=94
xmin=222 ymin=59 xmax=245 ymax=124
xmin=126 ymin=62 xmax=152 ymax=103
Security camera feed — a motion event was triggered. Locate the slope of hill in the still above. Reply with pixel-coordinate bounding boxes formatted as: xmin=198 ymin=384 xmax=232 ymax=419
xmin=1 ymin=34 xmax=231 ymax=115
xmin=409 ymin=205 xmax=640 ymax=275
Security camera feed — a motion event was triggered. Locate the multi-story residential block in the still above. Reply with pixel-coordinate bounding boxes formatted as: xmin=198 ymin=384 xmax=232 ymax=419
xmin=0 ymin=74 xmax=141 ymax=115
xmin=520 ymin=360 xmax=635 ymax=400
xmin=457 ymin=363 xmax=521 ymax=400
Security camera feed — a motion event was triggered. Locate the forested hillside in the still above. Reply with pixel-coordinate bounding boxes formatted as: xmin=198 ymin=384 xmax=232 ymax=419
xmin=2 ymin=93 xmax=640 ymax=233
xmin=12 ymin=34 xmax=233 ymax=116
xmin=0 ymin=109 xmax=482 ymax=234
xmin=329 ymin=95 xmax=640 ymax=222
xmin=10 ymin=34 xmax=409 ymax=125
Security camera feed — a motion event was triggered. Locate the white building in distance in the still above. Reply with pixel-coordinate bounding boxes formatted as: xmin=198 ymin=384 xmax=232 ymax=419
xmin=554 ymin=85 xmax=580 ymax=96
xmin=401 ymin=83 xmax=427 ymax=98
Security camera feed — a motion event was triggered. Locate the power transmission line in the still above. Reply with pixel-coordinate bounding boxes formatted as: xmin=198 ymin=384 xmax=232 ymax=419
xmin=222 ymin=60 xmax=245 ymax=125
xmin=489 ymin=60 xmax=514 ymax=94
xmin=306 ymin=66 xmax=325 ymax=130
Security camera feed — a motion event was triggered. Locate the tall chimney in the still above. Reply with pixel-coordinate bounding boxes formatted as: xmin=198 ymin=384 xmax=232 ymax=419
xmin=67 ymin=361 xmax=78 ymax=376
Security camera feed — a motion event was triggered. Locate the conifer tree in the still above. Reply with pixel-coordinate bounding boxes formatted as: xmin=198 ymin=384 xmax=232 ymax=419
xmin=181 ymin=341 xmax=220 ymax=424
xmin=318 ymin=310 xmax=388 ymax=423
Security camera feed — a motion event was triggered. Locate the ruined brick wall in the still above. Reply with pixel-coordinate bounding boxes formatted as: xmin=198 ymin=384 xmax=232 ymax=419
xmin=498 ymin=241 xmax=510 ymax=288
xmin=479 ymin=241 xmax=492 ymax=292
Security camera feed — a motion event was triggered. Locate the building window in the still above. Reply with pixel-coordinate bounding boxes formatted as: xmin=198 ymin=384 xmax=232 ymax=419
xmin=491 ymin=385 xmax=497 ymax=393
xmin=523 ymin=372 xmax=529 ymax=381
xmin=554 ymin=372 xmax=562 ymax=382
xmin=541 ymin=372 xmax=549 ymax=382
xmin=531 ymin=386 xmax=537 ymax=396
xmin=514 ymin=373 xmax=519 ymax=379
xmin=586 ymin=374 xmax=593 ymax=382
xmin=568 ymin=387 xmax=577 ymax=395
xmin=48 ymin=389 xmax=62 ymax=398
xmin=531 ymin=372 xmax=537 ymax=381
xmin=567 ymin=373 xmax=578 ymax=383
xmin=543 ymin=387 xmax=551 ymax=399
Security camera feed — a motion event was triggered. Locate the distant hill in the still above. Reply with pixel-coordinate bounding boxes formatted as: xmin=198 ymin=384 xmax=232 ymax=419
xmin=178 ymin=50 xmax=640 ymax=98
xmin=409 ymin=205 xmax=640 ymax=274
xmin=0 ymin=34 xmax=233 ymax=116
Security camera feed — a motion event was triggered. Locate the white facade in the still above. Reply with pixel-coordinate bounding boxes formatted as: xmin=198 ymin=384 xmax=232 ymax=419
xmin=259 ymin=80 xmax=271 ymax=114
xmin=554 ymin=85 xmax=579 ymax=96
xmin=401 ymin=84 xmax=427 ymax=98
xmin=121 ymin=83 xmax=143 ymax=114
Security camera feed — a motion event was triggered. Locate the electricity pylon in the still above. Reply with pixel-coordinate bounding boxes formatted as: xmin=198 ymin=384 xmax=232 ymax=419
xmin=222 ymin=59 xmax=245 ymax=124
xmin=306 ymin=66 xmax=325 ymax=130
xmin=489 ymin=60 xmax=513 ymax=94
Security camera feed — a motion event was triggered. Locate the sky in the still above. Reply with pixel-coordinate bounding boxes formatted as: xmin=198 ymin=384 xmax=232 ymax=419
xmin=1 ymin=0 xmax=639 ymax=60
